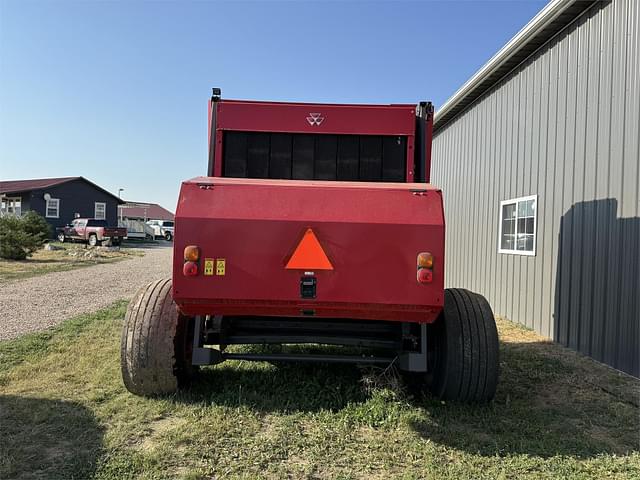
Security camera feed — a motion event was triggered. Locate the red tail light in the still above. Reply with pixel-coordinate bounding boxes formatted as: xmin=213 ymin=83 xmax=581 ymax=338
xmin=417 ymin=268 xmax=433 ymax=283
xmin=183 ymin=261 xmax=198 ymax=276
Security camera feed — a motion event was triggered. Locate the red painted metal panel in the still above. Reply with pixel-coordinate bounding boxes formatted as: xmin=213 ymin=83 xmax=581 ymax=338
xmin=207 ymin=99 xmax=419 ymax=182
xmin=173 ymin=177 xmax=445 ymax=323
xmin=216 ymin=100 xmax=416 ymax=136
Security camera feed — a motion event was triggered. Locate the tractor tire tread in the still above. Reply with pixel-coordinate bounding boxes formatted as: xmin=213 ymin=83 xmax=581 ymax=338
xmin=431 ymin=288 xmax=499 ymax=403
xmin=120 ymin=278 xmax=191 ymax=396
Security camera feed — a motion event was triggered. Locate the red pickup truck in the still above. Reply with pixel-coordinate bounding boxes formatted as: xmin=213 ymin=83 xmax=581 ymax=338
xmin=56 ymin=218 xmax=127 ymax=246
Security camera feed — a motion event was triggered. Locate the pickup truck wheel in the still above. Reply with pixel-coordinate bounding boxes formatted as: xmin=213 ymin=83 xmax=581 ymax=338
xmin=57 ymin=232 xmax=65 ymax=243
xmin=88 ymin=234 xmax=99 ymax=247
xmin=427 ymin=288 xmax=499 ymax=403
xmin=121 ymin=278 xmax=196 ymax=396
xmin=164 ymin=232 xmax=172 ymax=241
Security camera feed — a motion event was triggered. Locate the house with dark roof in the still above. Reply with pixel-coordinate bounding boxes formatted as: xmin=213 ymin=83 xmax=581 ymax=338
xmin=0 ymin=176 xmax=124 ymax=234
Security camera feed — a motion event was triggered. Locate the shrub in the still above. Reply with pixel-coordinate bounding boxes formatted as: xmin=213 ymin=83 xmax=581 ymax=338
xmin=0 ymin=212 xmax=51 ymax=260
xmin=21 ymin=211 xmax=52 ymax=242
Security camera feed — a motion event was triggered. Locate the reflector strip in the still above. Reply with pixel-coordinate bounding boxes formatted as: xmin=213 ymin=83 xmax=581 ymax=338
xmin=285 ymin=228 xmax=333 ymax=270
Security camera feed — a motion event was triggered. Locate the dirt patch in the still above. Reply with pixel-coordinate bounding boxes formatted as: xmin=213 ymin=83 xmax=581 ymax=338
xmin=496 ymin=316 xmax=548 ymax=344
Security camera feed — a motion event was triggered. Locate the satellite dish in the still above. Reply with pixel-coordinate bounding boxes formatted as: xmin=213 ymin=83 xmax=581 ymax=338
xmin=44 ymin=193 xmax=51 ymax=201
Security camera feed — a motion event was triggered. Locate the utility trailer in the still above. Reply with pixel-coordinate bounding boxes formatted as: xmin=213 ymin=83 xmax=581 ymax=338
xmin=121 ymin=89 xmax=499 ymax=402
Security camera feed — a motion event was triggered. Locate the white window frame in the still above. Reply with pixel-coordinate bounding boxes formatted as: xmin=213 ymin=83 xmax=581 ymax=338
xmin=498 ymin=194 xmax=537 ymax=256
xmin=94 ymin=202 xmax=106 ymax=220
xmin=45 ymin=198 xmax=60 ymax=218
xmin=1 ymin=197 xmax=22 ymax=216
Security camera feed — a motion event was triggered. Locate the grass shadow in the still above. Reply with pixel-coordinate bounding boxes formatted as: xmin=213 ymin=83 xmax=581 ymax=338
xmin=408 ymin=339 xmax=640 ymax=459
xmin=174 ymin=339 xmax=639 ymax=460
xmin=178 ymin=345 xmax=371 ymax=412
xmin=12 ymin=258 xmax=71 ymax=264
xmin=0 ymin=395 xmax=105 ymax=480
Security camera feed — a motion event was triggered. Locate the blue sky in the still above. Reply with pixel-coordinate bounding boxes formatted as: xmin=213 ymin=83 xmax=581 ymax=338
xmin=0 ymin=0 xmax=546 ymax=211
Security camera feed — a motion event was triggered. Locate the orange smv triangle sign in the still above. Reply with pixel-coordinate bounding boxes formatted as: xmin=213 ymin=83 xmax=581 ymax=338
xmin=285 ymin=228 xmax=334 ymax=270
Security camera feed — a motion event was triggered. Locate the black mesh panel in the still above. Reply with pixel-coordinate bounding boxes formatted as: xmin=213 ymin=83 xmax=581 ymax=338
xmin=223 ymin=131 xmax=406 ymax=182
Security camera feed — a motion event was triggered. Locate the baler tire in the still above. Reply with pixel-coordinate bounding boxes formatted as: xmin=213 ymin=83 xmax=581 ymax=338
xmin=120 ymin=278 xmax=196 ymax=396
xmin=428 ymin=288 xmax=499 ymax=403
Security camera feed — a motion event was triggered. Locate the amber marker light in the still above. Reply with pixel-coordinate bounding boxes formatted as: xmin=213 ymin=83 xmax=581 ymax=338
xmin=184 ymin=245 xmax=200 ymax=262
xmin=417 ymin=252 xmax=434 ymax=269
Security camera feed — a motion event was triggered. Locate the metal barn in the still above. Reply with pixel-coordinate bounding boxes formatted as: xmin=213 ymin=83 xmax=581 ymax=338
xmin=432 ymin=0 xmax=639 ymax=377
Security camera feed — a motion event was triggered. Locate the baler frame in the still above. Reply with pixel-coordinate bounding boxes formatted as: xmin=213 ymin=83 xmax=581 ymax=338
xmin=190 ymin=314 xmax=429 ymax=372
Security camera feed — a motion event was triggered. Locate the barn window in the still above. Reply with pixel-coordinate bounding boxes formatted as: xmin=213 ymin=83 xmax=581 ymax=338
xmin=45 ymin=198 xmax=60 ymax=218
xmin=95 ymin=202 xmax=106 ymax=220
xmin=498 ymin=195 xmax=537 ymax=255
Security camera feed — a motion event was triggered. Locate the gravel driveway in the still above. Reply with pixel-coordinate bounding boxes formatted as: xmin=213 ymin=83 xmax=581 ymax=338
xmin=0 ymin=245 xmax=172 ymax=341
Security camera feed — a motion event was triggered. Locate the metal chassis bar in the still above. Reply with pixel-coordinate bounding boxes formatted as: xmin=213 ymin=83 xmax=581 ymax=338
xmin=222 ymin=335 xmax=400 ymax=350
xmin=192 ymin=316 xmax=220 ymax=365
xmin=191 ymin=315 xmax=429 ymax=372
xmin=398 ymin=323 xmax=427 ymax=372
xmin=222 ymin=352 xmax=395 ymax=365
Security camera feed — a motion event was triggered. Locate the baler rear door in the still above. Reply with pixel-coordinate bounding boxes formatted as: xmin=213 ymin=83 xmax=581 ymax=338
xmin=173 ymin=177 xmax=445 ymax=323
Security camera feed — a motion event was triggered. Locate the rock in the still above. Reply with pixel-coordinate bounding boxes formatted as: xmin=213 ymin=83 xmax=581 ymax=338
xmin=44 ymin=243 xmax=63 ymax=251
xmin=82 ymin=249 xmax=99 ymax=259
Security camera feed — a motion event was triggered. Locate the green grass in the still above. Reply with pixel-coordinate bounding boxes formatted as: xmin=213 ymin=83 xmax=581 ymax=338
xmin=0 ymin=242 xmax=144 ymax=282
xmin=0 ymin=305 xmax=638 ymax=479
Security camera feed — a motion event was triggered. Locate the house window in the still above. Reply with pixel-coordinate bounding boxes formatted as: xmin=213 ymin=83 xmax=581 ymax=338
xmin=95 ymin=202 xmax=106 ymax=220
xmin=1 ymin=197 xmax=21 ymax=216
xmin=499 ymin=195 xmax=537 ymax=256
xmin=46 ymin=198 xmax=60 ymax=218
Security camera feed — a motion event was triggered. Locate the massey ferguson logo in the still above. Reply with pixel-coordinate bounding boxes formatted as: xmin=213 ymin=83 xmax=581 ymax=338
xmin=306 ymin=113 xmax=325 ymax=126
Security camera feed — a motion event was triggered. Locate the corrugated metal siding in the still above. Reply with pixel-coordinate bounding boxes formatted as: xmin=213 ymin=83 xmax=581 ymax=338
xmin=432 ymin=0 xmax=639 ymax=377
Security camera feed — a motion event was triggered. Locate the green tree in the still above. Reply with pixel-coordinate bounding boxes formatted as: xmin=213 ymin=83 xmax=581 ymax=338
xmin=0 ymin=212 xmax=51 ymax=260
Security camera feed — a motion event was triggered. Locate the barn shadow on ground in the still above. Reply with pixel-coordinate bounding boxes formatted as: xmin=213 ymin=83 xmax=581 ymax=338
xmin=408 ymin=337 xmax=639 ymax=458
xmin=175 ymin=337 xmax=640 ymax=459
xmin=0 ymin=395 xmax=104 ymax=480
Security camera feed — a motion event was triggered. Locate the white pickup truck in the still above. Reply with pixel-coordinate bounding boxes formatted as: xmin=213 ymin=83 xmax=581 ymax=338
xmin=146 ymin=220 xmax=174 ymax=241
